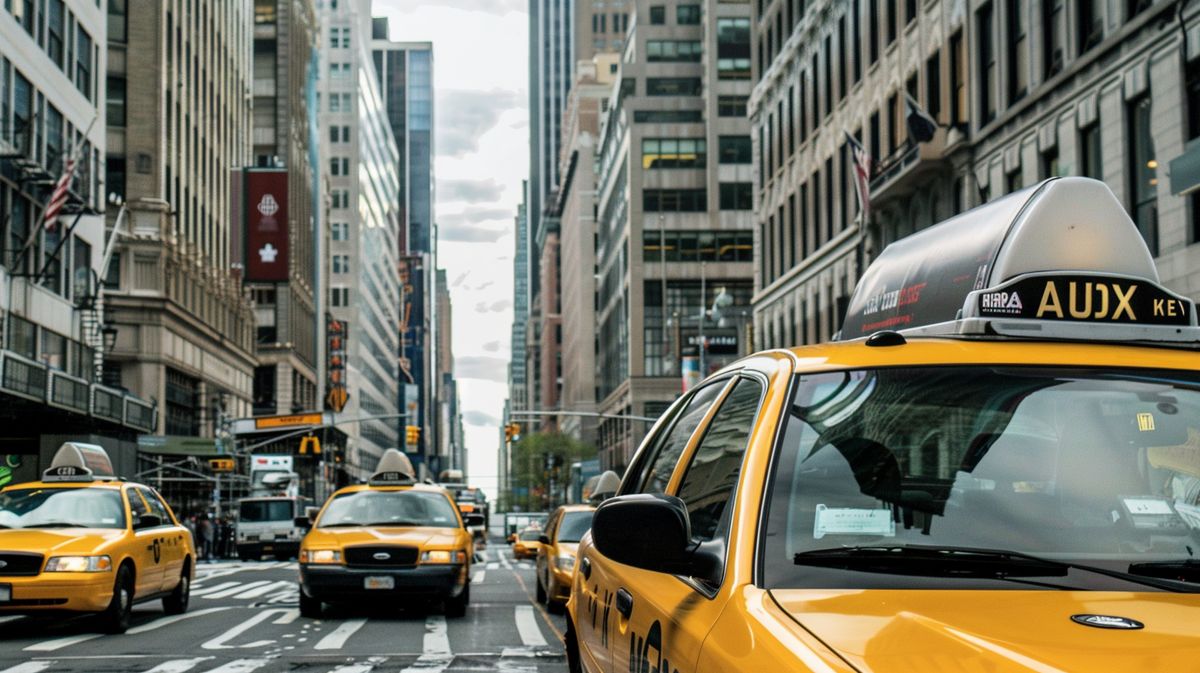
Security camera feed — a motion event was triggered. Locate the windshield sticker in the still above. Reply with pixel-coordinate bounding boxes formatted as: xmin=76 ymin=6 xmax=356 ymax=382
xmin=813 ymin=505 xmax=895 ymax=539
xmin=1122 ymin=498 xmax=1173 ymax=515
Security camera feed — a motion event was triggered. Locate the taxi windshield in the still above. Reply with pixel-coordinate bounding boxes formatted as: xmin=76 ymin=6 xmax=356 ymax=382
xmin=317 ymin=490 xmax=459 ymax=529
xmin=557 ymin=511 xmax=594 ymax=543
xmin=762 ymin=367 xmax=1200 ymax=591
xmin=0 ymin=487 xmax=127 ymax=529
xmin=239 ymin=500 xmax=294 ymax=523
xmin=519 ymin=530 xmax=541 ymax=541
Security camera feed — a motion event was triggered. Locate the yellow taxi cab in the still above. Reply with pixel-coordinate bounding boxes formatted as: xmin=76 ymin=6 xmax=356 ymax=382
xmin=0 ymin=443 xmax=195 ymax=633
xmin=566 ymin=178 xmax=1200 ymax=673
xmin=511 ymin=526 xmax=542 ymax=560
xmin=535 ymin=504 xmax=594 ymax=612
xmin=296 ymin=449 xmax=481 ymax=618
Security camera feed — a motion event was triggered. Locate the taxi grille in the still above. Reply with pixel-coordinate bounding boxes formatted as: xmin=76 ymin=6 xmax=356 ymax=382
xmin=0 ymin=553 xmax=44 ymax=576
xmin=344 ymin=546 xmax=419 ymax=568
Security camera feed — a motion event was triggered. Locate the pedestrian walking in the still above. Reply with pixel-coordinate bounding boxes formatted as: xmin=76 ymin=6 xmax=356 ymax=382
xmin=197 ymin=515 xmax=214 ymax=561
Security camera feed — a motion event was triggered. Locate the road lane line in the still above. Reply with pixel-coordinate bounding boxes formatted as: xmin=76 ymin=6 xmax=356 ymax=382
xmin=271 ymin=608 xmax=300 ymax=624
xmin=499 ymin=552 xmax=513 ymax=570
xmin=327 ymin=664 xmax=377 ymax=673
xmin=190 ymin=581 xmax=241 ymax=596
xmin=24 ymin=633 xmax=101 ymax=652
xmin=507 ymin=567 xmax=565 ymax=643
xmin=0 ymin=662 xmax=56 ymax=673
xmin=232 ymin=581 xmax=293 ymax=599
xmin=200 ymin=658 xmax=273 ymax=673
xmin=202 ymin=609 xmax=292 ymax=650
xmin=514 ymin=606 xmax=547 ymax=647
xmin=471 ymin=569 xmax=485 ymax=584
xmin=313 ymin=618 xmax=367 ymax=650
xmin=0 ymin=616 xmax=25 ymax=625
xmin=127 ymin=607 xmax=232 ymax=635
xmin=140 ymin=657 xmax=213 ymax=672
xmin=487 ymin=562 xmax=498 ymax=570
xmin=203 ymin=581 xmax=273 ymax=599
xmin=398 ymin=615 xmax=452 ymax=673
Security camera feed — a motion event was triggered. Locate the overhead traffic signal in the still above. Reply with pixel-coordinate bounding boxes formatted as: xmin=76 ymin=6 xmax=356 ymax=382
xmin=209 ymin=458 xmax=235 ymax=473
xmin=405 ymin=425 xmax=421 ymax=447
xmin=503 ymin=422 xmax=521 ymax=442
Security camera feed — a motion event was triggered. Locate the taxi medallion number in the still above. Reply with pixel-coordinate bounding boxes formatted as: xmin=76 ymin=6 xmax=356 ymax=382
xmin=364 ymin=576 xmax=394 ymax=590
xmin=0 ymin=584 xmax=10 ymax=602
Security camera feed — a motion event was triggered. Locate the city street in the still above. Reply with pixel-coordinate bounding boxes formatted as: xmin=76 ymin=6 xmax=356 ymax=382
xmin=0 ymin=543 xmax=566 ymax=673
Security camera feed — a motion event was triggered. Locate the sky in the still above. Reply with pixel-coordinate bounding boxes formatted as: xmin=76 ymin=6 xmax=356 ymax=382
xmin=374 ymin=0 xmax=527 ymax=499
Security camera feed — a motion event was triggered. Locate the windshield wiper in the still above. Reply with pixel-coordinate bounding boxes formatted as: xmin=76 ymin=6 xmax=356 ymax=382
xmin=794 ymin=545 xmax=1199 ymax=593
xmin=35 ymin=522 xmax=92 ymax=529
xmin=364 ymin=520 xmax=424 ymax=527
xmin=318 ymin=522 xmax=367 ymax=528
xmin=1128 ymin=559 xmax=1200 ymax=584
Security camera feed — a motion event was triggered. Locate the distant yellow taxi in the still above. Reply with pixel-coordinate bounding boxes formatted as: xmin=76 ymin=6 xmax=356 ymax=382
xmin=297 ymin=449 xmax=480 ymax=617
xmin=0 ymin=443 xmax=194 ymax=633
xmin=511 ymin=527 xmax=542 ymax=560
xmin=567 ymin=178 xmax=1200 ymax=672
xmin=535 ymin=505 xmax=594 ymax=612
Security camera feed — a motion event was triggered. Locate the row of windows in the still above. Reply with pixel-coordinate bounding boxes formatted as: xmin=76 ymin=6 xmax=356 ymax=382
xmin=647 ymin=40 xmax=702 ymax=63
xmin=6 ymin=0 xmax=96 ymax=102
xmin=592 ymin=12 xmax=630 ymax=34
xmin=649 ymin=4 xmax=701 ymax=25
xmin=631 ymin=99 xmax=748 ymax=124
xmin=642 ymin=184 xmax=754 ymax=212
xmin=329 ymin=26 xmax=351 ymax=49
xmin=642 ymin=230 xmax=755 ymax=262
xmin=642 ymin=138 xmax=706 ymax=169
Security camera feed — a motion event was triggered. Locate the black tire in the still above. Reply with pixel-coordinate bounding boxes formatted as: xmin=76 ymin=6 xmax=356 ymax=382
xmin=535 ymin=575 xmax=547 ymax=604
xmin=445 ymin=583 xmax=470 ymax=618
xmin=162 ymin=561 xmax=191 ymax=615
xmin=299 ymin=588 xmax=323 ymax=618
xmin=565 ymin=619 xmax=584 ymax=673
xmin=99 ymin=564 xmax=135 ymax=634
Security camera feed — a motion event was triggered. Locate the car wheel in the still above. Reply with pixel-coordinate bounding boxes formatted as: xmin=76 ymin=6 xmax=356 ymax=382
xmin=162 ymin=562 xmax=191 ymax=615
xmin=535 ymin=574 xmax=547 ymax=603
xmin=99 ymin=564 xmax=135 ymax=634
xmin=445 ymin=583 xmax=470 ymax=618
xmin=299 ymin=588 xmax=323 ymax=618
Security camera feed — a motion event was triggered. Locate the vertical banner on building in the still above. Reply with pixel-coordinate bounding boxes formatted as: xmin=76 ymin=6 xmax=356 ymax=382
xmin=244 ymin=169 xmax=289 ymax=282
xmin=681 ymin=352 xmax=701 ymax=392
xmin=326 ymin=317 xmax=349 ymax=412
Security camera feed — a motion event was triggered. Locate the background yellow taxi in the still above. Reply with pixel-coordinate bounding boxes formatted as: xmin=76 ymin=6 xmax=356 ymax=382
xmin=0 ymin=443 xmax=195 ymax=634
xmin=534 ymin=504 xmax=593 ymax=612
xmin=510 ymin=526 xmax=542 ymax=560
xmin=296 ymin=449 xmax=481 ymax=618
xmin=565 ymin=178 xmax=1200 ymax=672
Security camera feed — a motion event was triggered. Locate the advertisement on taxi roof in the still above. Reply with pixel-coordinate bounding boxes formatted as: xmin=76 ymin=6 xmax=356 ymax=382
xmin=244 ymin=169 xmax=289 ymax=282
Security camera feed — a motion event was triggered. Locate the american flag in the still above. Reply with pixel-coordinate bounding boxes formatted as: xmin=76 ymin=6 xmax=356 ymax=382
xmin=43 ymin=156 xmax=77 ymax=232
xmin=844 ymin=131 xmax=872 ymax=224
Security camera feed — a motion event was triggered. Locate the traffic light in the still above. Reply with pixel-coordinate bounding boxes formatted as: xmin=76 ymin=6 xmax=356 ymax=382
xmin=209 ymin=458 xmax=235 ymax=473
xmin=299 ymin=435 xmax=321 ymax=455
xmin=406 ymin=425 xmax=421 ymax=447
xmin=503 ymin=422 xmax=522 ymax=442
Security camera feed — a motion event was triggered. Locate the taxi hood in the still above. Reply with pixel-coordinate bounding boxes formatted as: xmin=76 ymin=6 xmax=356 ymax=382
xmin=769 ymin=589 xmax=1200 ymax=672
xmin=306 ymin=526 xmax=464 ymax=549
xmin=0 ymin=528 xmax=126 ymax=555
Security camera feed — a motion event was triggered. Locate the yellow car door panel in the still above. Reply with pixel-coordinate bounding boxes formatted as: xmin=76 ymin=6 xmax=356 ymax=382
xmin=126 ymin=488 xmax=164 ymax=597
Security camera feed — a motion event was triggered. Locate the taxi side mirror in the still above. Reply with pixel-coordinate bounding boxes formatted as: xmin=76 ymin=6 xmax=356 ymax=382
xmin=537 ymin=534 xmax=551 ymax=545
xmin=134 ymin=514 xmax=162 ymax=530
xmin=464 ymin=513 xmax=485 ymax=527
xmin=293 ymin=516 xmax=312 ymax=529
xmin=592 ymin=494 xmax=709 ymax=578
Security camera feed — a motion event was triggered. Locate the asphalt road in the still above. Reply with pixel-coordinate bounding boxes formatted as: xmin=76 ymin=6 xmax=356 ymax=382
xmin=0 ymin=543 xmax=567 ymax=673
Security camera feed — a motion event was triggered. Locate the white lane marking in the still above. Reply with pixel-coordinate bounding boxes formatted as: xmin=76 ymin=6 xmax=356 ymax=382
xmin=201 ymin=609 xmax=292 ymax=650
xmin=200 ymin=659 xmax=274 ymax=673
xmin=272 ymin=608 xmax=300 ymax=625
xmin=140 ymin=657 xmax=213 ymax=673
xmin=203 ymin=581 xmax=273 ymax=599
xmin=190 ymin=581 xmax=241 ymax=596
xmin=514 ymin=606 xmax=547 ymax=647
xmin=0 ymin=663 xmax=56 ymax=673
xmin=398 ymin=615 xmax=452 ymax=673
xmin=232 ymin=581 xmax=294 ymax=599
xmin=127 ymin=607 xmax=232 ymax=635
xmin=0 ymin=616 xmax=25 ymax=625
xmin=499 ymin=552 xmax=513 ymax=570
xmin=487 ymin=562 xmax=498 ymax=570
xmin=471 ymin=569 xmax=485 ymax=584
xmin=24 ymin=633 xmax=101 ymax=652
xmin=327 ymin=665 xmax=376 ymax=673
xmin=313 ymin=618 xmax=368 ymax=650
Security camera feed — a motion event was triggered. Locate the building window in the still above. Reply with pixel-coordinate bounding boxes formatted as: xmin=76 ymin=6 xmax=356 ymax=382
xmin=717 ymin=96 xmax=748 ymax=117
xmin=332 ymin=254 xmax=351 ymax=274
xmin=331 ymin=222 xmax=349 ymax=241
xmin=1007 ymin=0 xmax=1028 ymax=103
xmin=1040 ymin=146 xmax=1060 ymax=179
xmin=106 ymin=76 xmax=126 ymax=126
xmin=47 ymin=0 xmax=65 ymax=68
xmin=925 ymin=52 xmax=941 ymax=120
xmin=950 ymin=30 xmax=966 ymax=125
xmin=716 ymin=18 xmax=751 ymax=79
xmin=719 ymin=182 xmax=753 ymax=210
xmin=331 ymin=189 xmax=350 ymax=208
xmin=642 ymin=230 xmax=754 ymax=262
xmin=978 ymin=3 xmax=996 ymax=124
xmin=718 ymin=136 xmax=752 ymax=164
xmin=1043 ymin=0 xmax=1065 ymax=77
xmin=75 ymin=28 xmax=93 ymax=101
xmin=1079 ymin=121 xmax=1102 ymax=180
xmin=643 ymin=138 xmax=707 ymax=169
xmin=634 ymin=110 xmax=703 ymax=123
xmin=677 ymin=4 xmax=701 ymax=24
xmin=1079 ymin=0 xmax=1103 ymax=54
xmin=1005 ymin=167 xmax=1022 ymax=193
xmin=331 ymin=287 xmax=350 ymax=306
xmin=165 ymin=368 xmax=200 ymax=437
xmin=646 ymin=40 xmax=703 ymax=62
xmin=1188 ymin=59 xmax=1200 ymax=243
xmin=649 ymin=5 xmax=666 ymax=24
xmin=869 ymin=0 xmax=880 ymax=64
xmin=886 ymin=0 xmax=898 ymax=43
xmin=852 ymin=0 xmax=862 ymax=82
xmin=107 ymin=0 xmax=127 ymax=41
xmin=330 ymin=62 xmax=351 ymax=78
xmin=1127 ymin=94 xmax=1157 ymax=255
xmin=647 ymin=78 xmax=703 ymax=96
xmin=330 ymin=157 xmax=350 ymax=175
xmin=643 ymin=189 xmax=707 ymax=212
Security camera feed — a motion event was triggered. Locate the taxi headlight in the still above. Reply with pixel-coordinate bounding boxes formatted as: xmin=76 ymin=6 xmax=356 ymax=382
xmin=44 ymin=555 xmax=112 ymax=572
xmin=555 ymin=553 xmax=576 ymax=572
xmin=300 ymin=549 xmax=342 ymax=564
xmin=421 ymin=550 xmax=466 ymax=564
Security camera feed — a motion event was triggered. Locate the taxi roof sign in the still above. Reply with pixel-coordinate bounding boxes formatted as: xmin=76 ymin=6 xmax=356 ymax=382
xmin=839 ymin=178 xmax=1200 ymax=344
xmin=368 ymin=448 xmax=417 ymax=486
xmin=43 ymin=442 xmax=117 ymax=482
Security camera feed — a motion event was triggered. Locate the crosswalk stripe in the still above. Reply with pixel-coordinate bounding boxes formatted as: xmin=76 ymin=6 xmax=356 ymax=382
xmin=232 ymin=581 xmax=294 ymax=599
xmin=0 ymin=616 xmax=25 ymax=625
xmin=127 ymin=607 xmax=231 ymax=635
xmin=487 ymin=562 xmax=498 ymax=570
xmin=140 ymin=657 xmax=213 ymax=673
xmin=471 ymin=569 xmax=485 ymax=584
xmin=200 ymin=658 xmax=273 ymax=673
xmin=202 ymin=609 xmax=292 ymax=650
xmin=0 ymin=662 xmax=56 ymax=673
xmin=314 ymin=618 xmax=367 ymax=650
xmin=398 ymin=615 xmax=452 ymax=673
xmin=327 ymin=664 xmax=377 ymax=673
xmin=202 ymin=580 xmax=273 ymax=599
xmin=24 ymin=633 xmax=101 ymax=652
xmin=499 ymin=553 xmax=513 ymax=570
xmin=514 ymin=606 xmax=547 ymax=647
xmin=191 ymin=581 xmax=241 ymax=596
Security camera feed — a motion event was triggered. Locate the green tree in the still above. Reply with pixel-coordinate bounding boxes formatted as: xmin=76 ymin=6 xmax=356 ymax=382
xmin=509 ymin=432 xmax=595 ymax=511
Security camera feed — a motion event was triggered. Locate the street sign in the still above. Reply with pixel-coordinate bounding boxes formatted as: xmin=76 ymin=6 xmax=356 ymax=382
xmin=255 ymin=413 xmax=324 ymax=429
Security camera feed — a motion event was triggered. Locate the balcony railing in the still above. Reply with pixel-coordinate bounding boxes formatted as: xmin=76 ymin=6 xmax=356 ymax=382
xmin=0 ymin=350 xmax=156 ymax=432
xmin=49 ymin=370 xmax=90 ymax=414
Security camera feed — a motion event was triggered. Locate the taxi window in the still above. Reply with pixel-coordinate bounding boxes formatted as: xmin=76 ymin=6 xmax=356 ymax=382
xmin=0 ymin=487 xmax=127 ymax=529
xmin=761 ymin=366 xmax=1200 ymax=591
xmin=675 ymin=377 xmax=763 ymax=542
xmin=138 ymin=487 xmax=171 ymax=525
xmin=627 ymin=380 xmax=728 ymax=495
xmin=556 ymin=510 xmax=595 ymax=543
xmin=519 ymin=530 xmax=542 ymax=541
xmin=317 ymin=490 xmax=460 ymax=528
xmin=126 ymin=487 xmax=151 ymax=525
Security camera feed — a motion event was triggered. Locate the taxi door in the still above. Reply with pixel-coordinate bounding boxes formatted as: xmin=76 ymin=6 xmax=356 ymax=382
xmin=141 ymin=487 xmax=187 ymax=591
xmin=612 ymin=374 xmax=768 ymax=673
xmin=125 ymin=487 xmax=165 ymax=597
xmin=575 ymin=378 xmax=731 ymax=673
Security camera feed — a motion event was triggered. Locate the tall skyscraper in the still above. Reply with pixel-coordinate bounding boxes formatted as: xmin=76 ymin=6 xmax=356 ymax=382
xmin=319 ymin=0 xmax=402 ymax=476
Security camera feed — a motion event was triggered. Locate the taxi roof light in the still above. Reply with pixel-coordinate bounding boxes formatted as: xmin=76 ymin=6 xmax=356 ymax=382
xmin=42 ymin=442 xmax=118 ymax=483
xmin=367 ymin=448 xmax=417 ymax=486
xmin=840 ymin=178 xmax=1200 ymax=345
